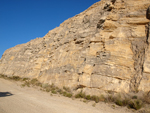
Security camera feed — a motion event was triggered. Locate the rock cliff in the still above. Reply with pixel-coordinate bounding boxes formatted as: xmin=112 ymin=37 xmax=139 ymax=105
xmin=0 ymin=0 xmax=150 ymax=95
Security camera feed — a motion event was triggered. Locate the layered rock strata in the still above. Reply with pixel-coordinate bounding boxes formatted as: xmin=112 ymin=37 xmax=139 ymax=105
xmin=0 ymin=0 xmax=150 ymax=95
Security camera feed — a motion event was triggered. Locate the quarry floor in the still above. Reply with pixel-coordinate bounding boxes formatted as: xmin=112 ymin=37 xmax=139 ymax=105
xmin=0 ymin=78 xmax=134 ymax=113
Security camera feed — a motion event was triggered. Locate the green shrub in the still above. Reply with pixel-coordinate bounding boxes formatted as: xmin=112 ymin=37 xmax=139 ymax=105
xmin=45 ymin=87 xmax=51 ymax=92
xmin=42 ymin=83 xmax=60 ymax=92
xmin=75 ymin=91 xmax=86 ymax=98
xmin=104 ymin=95 xmax=115 ymax=103
xmin=21 ymin=78 xmax=42 ymax=87
xmin=66 ymin=93 xmax=72 ymax=98
xmin=107 ymin=95 xmax=115 ymax=102
xmin=21 ymin=84 xmax=26 ymax=87
xmin=85 ymin=95 xmax=91 ymax=100
xmin=115 ymin=99 xmax=124 ymax=106
xmin=22 ymin=81 xmax=30 ymax=87
xmin=22 ymin=78 xmax=29 ymax=81
xmin=83 ymin=99 xmax=88 ymax=103
xmin=128 ymin=99 xmax=143 ymax=110
xmin=112 ymin=104 xmax=115 ymax=108
xmin=51 ymin=90 xmax=57 ymax=94
xmin=55 ymin=86 xmax=59 ymax=91
xmin=114 ymin=96 xmax=130 ymax=106
xmin=63 ymin=86 xmax=71 ymax=92
xmin=92 ymin=103 xmax=96 ymax=107
xmin=91 ymin=95 xmax=99 ymax=103
xmin=30 ymin=78 xmax=42 ymax=86
xmin=50 ymin=83 xmax=56 ymax=90
xmin=57 ymin=89 xmax=63 ymax=94
xmin=63 ymin=91 xmax=67 ymax=96
xmin=30 ymin=78 xmax=38 ymax=85
xmin=10 ymin=76 xmax=21 ymax=81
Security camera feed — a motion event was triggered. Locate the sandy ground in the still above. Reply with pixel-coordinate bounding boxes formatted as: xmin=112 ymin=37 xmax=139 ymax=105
xmin=0 ymin=78 xmax=134 ymax=113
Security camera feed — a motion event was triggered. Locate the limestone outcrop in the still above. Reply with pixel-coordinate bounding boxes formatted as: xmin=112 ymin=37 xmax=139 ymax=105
xmin=0 ymin=0 xmax=150 ymax=95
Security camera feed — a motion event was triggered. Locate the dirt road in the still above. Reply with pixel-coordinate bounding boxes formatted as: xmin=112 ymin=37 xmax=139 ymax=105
xmin=0 ymin=78 xmax=133 ymax=113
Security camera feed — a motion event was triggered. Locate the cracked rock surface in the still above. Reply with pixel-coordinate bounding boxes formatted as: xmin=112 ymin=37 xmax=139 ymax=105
xmin=0 ymin=0 xmax=150 ymax=95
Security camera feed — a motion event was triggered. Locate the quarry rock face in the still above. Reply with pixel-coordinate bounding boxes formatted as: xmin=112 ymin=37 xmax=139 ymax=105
xmin=0 ymin=0 xmax=150 ymax=95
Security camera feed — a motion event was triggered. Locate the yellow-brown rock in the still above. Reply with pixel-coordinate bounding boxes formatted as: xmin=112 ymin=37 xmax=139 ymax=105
xmin=0 ymin=0 xmax=150 ymax=95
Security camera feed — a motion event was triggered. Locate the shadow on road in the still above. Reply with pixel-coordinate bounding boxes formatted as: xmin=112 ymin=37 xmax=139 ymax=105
xmin=0 ymin=92 xmax=13 ymax=97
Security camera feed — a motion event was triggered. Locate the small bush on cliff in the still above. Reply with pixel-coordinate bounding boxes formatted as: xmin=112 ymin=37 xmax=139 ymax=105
xmin=115 ymin=99 xmax=124 ymax=106
xmin=67 ymin=93 xmax=72 ymax=98
xmin=91 ymin=95 xmax=100 ymax=103
xmin=10 ymin=76 xmax=22 ymax=81
xmin=21 ymin=78 xmax=42 ymax=87
xmin=128 ymin=99 xmax=143 ymax=110
xmin=63 ymin=86 xmax=71 ymax=92
xmin=75 ymin=91 xmax=100 ymax=103
xmin=113 ymin=96 xmax=129 ymax=106
xmin=30 ymin=78 xmax=42 ymax=86
xmin=75 ymin=91 xmax=86 ymax=98
xmin=0 ymin=74 xmax=7 ymax=78
xmin=42 ymin=83 xmax=51 ymax=92
xmin=22 ymin=81 xmax=30 ymax=87
xmin=22 ymin=78 xmax=30 ymax=81
xmin=63 ymin=92 xmax=72 ymax=98
xmin=85 ymin=95 xmax=91 ymax=100
xmin=57 ymin=89 xmax=63 ymax=94
xmin=105 ymin=95 xmax=115 ymax=103
xmin=45 ymin=87 xmax=51 ymax=92
xmin=51 ymin=90 xmax=57 ymax=94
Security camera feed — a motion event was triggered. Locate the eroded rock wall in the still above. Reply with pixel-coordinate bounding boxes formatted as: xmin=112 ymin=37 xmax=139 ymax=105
xmin=0 ymin=0 xmax=150 ymax=95
xmin=139 ymin=6 xmax=150 ymax=92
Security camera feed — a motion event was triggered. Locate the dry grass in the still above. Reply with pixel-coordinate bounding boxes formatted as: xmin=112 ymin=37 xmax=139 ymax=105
xmin=74 ymin=91 xmax=150 ymax=110
xmin=75 ymin=91 xmax=100 ymax=103
xmin=0 ymin=74 xmax=149 ymax=110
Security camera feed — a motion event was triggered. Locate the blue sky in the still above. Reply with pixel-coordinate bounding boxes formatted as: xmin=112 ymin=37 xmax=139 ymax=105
xmin=0 ymin=0 xmax=100 ymax=58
